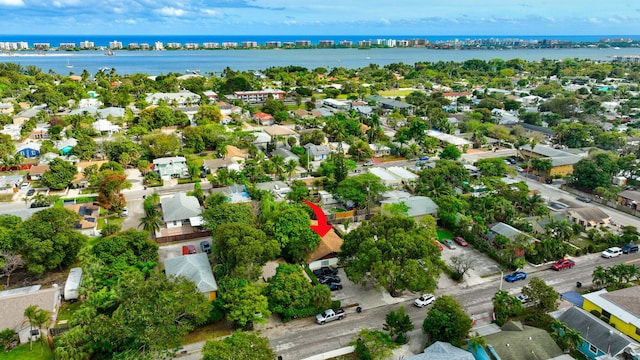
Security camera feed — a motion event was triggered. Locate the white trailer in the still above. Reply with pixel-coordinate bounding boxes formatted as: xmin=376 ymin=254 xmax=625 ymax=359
xmin=64 ymin=267 xmax=82 ymax=301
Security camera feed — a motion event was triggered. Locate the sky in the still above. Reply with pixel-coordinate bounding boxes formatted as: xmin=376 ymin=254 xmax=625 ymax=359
xmin=1 ymin=0 xmax=639 ymax=36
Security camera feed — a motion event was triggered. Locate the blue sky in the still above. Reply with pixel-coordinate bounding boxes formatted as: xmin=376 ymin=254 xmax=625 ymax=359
xmin=1 ymin=0 xmax=639 ymax=36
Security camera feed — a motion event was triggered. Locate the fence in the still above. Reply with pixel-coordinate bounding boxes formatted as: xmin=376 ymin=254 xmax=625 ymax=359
xmin=559 ymin=185 xmax=640 ymax=218
xmin=155 ymin=230 xmax=211 ymax=244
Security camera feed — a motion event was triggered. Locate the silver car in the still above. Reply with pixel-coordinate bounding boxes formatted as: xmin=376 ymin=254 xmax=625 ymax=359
xmin=413 ymin=294 xmax=436 ymax=308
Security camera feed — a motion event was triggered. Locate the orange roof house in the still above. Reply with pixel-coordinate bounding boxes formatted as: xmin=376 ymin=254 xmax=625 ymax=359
xmin=306 ymin=220 xmax=344 ymax=269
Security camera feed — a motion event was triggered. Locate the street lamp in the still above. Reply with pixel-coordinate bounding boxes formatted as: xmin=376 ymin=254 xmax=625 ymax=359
xmin=500 ymin=271 xmax=504 ymax=291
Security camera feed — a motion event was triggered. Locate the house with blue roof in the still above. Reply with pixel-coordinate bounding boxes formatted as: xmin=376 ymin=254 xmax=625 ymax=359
xmin=16 ymin=143 xmax=41 ymax=158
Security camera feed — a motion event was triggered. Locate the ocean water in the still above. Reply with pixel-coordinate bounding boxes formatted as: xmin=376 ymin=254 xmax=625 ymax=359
xmin=2 ymin=47 xmax=640 ymax=76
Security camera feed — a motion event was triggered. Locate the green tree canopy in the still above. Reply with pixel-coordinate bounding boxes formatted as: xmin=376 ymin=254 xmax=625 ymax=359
xmin=422 ymin=295 xmax=472 ymax=347
xmin=339 ymin=214 xmax=441 ymax=296
xmin=522 ymin=277 xmax=559 ymax=313
xmin=214 ymin=223 xmax=280 ymax=280
xmin=440 ymin=144 xmax=462 ymax=160
xmin=41 ymin=158 xmax=78 ymax=190
xmin=17 ymin=208 xmax=87 ymax=275
xmin=334 ymin=173 xmax=387 ymax=209
xmin=263 ymin=263 xmax=331 ymax=321
xmin=263 ymin=205 xmax=321 ymax=263
xmin=219 ymin=279 xmax=271 ymax=329
xmin=202 ymin=331 xmax=276 ymax=360
xmin=201 ymin=202 xmax=255 ymax=232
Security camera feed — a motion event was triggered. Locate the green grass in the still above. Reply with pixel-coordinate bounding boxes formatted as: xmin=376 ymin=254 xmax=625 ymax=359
xmin=437 ymin=229 xmax=454 ymax=241
xmin=182 ymin=321 xmax=232 ymax=345
xmin=0 ymin=194 xmax=14 ymax=202
xmin=56 ymin=301 xmax=82 ymax=322
xmin=0 ymin=343 xmax=53 ymax=360
xmin=54 ymin=196 xmax=97 ymax=207
xmin=378 ymin=89 xmax=414 ymax=97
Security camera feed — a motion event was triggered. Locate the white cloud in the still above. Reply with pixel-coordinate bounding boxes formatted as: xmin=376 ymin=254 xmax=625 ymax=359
xmin=0 ymin=0 xmax=24 ymax=6
xmin=202 ymin=9 xmax=222 ymax=17
xmin=155 ymin=6 xmax=185 ymax=17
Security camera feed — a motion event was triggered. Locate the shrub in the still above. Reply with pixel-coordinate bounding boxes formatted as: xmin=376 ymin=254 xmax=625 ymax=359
xmin=590 ymin=309 xmax=601 ymax=318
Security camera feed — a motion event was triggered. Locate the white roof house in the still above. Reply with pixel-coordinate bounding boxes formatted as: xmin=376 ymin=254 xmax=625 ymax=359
xmin=387 ymin=166 xmax=419 ymax=184
xmin=145 ymin=91 xmax=201 ymax=106
xmin=92 ymin=119 xmax=121 ymax=134
xmin=368 ymin=167 xmax=402 ymax=188
xmin=426 ymin=130 xmax=472 ymax=147
xmin=160 ymin=192 xmax=202 ymax=225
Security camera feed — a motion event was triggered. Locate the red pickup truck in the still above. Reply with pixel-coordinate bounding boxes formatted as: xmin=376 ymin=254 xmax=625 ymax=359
xmin=551 ymin=259 xmax=575 ymax=271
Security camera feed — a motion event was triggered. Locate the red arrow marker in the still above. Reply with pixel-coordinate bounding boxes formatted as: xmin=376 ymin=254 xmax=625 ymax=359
xmin=303 ymin=200 xmax=332 ymax=237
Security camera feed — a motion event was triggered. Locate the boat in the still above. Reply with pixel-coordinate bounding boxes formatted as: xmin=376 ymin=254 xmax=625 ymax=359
xmin=186 ymin=69 xmax=201 ymax=74
xmin=105 ymin=49 xmax=115 ymax=56
xmin=66 ymin=59 xmax=73 ymax=68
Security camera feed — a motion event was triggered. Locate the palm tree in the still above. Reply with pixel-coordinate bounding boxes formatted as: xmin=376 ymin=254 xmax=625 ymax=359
xmin=139 ymin=209 xmax=163 ymax=238
xmin=285 ymin=159 xmax=298 ymax=180
xmin=270 ymin=154 xmax=285 ymax=180
xmin=32 ymin=309 xmax=51 ymax=354
xmin=23 ymin=305 xmax=49 ymax=351
xmin=592 ymin=265 xmax=608 ymax=288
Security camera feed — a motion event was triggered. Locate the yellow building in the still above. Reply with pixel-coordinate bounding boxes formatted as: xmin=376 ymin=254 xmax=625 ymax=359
xmin=519 ymin=144 xmax=581 ymax=178
xmin=582 ymin=287 xmax=640 ymax=342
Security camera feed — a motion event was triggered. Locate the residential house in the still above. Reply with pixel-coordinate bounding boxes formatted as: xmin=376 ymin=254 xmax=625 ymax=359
xmin=0 ymin=102 xmax=13 ymax=115
xmin=65 ymin=202 xmax=100 ymax=237
xmin=97 ymin=107 xmax=125 ymax=120
xmin=0 ymin=175 xmax=24 ymax=193
xmin=366 ymin=95 xmax=415 ymax=114
xmin=552 ymin=306 xmax=640 ymax=360
xmin=263 ymin=124 xmax=297 ymax=139
xmin=203 ymin=90 xmax=218 ymax=102
xmin=92 ymin=119 xmax=121 ymax=135
xmin=203 ymin=158 xmax=241 ymax=174
xmin=12 ymin=104 xmax=47 ymax=126
xmin=0 ymin=286 xmax=61 ymax=344
xmin=160 ymin=193 xmax=202 ymax=230
xmin=564 ymin=207 xmax=610 ymax=228
xmin=369 ymin=143 xmax=391 ymax=157
xmin=16 ymin=143 xmax=41 ymax=158
xmin=272 ymin=148 xmax=299 ymax=163
xmin=252 ymin=112 xmax=275 ymax=126
xmin=481 ymin=321 xmax=565 ymax=360
xmin=322 ymin=98 xmax=350 ymax=110
xmin=426 ymin=130 xmax=472 ymax=149
xmin=304 ymin=143 xmax=331 ymax=161
xmin=404 ymin=341 xmax=474 ymax=360
xmin=233 ymin=89 xmax=285 ymax=102
xmin=223 ymin=145 xmax=248 ymax=163
xmin=1 ymin=124 xmax=22 ymax=140
xmin=518 ymin=144 xmax=582 ymax=178
xmin=368 ymin=167 xmax=402 ymax=188
xmin=252 ymin=132 xmax=272 ymax=150
xmin=387 ymin=166 xmax=419 ymax=186
xmin=78 ymin=98 xmax=102 ymax=108
xmin=583 ymin=287 xmax=640 ymax=343
xmin=329 ymin=142 xmax=350 ymax=155
xmin=306 ymin=221 xmax=343 ymax=270
xmin=255 ymin=180 xmax=291 ymax=201
xmin=617 ymin=190 xmax=640 ymax=210
xmin=28 ymin=164 xmax=49 ymax=180
xmin=29 ymin=123 xmax=50 ymax=140
xmin=488 ymin=222 xmax=539 ymax=244
xmin=153 ymin=156 xmax=189 ymax=179
xmin=164 ymin=253 xmax=218 ymax=301
xmin=145 ymin=91 xmax=201 ymax=106
xmin=522 ymin=212 xmax=569 ymax=235
xmin=381 ymin=193 xmax=439 ymax=220
xmin=216 ymin=101 xmax=231 ymax=114
xmin=56 ymin=138 xmax=78 ymax=155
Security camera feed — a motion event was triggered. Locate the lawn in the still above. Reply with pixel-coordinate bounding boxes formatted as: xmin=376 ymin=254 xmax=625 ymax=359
xmin=182 ymin=321 xmax=232 ymax=345
xmin=56 ymin=301 xmax=82 ymax=323
xmin=378 ymin=89 xmax=414 ymax=97
xmin=437 ymin=229 xmax=454 ymax=241
xmin=0 ymin=194 xmax=14 ymax=202
xmin=1 ymin=343 xmax=53 ymax=360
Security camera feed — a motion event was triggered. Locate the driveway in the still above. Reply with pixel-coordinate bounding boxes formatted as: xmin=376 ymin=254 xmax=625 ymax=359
xmin=439 ymin=243 xmax=502 ymax=284
xmin=157 ymin=237 xmax=212 ymax=266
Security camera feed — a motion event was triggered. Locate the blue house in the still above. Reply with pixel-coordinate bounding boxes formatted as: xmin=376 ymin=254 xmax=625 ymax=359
xmin=552 ymin=306 xmax=640 ymax=359
xmin=16 ymin=143 xmax=41 ymax=158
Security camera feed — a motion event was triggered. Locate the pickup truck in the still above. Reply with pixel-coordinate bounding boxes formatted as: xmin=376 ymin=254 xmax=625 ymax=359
xmin=551 ymin=259 xmax=575 ymax=271
xmin=315 ymin=308 xmax=345 ymax=325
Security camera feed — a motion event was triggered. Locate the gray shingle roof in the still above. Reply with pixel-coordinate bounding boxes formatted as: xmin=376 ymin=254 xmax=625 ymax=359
xmin=554 ymin=306 xmax=634 ymax=357
xmin=405 ymin=341 xmax=474 ymax=360
xmin=164 ymin=253 xmax=217 ymax=294
xmin=161 ymin=193 xmax=201 ymax=222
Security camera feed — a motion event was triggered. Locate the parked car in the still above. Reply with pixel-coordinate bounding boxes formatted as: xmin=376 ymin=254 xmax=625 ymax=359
xmin=26 ymin=189 xmax=35 ymax=196
xmin=20 ymin=182 xmax=30 ymax=190
xmin=363 ymin=161 xmax=374 ymax=166
xmin=313 ymin=266 xmax=339 ymax=277
xmin=415 ymin=161 xmax=427 ymax=167
xmin=419 ymin=156 xmax=429 ymax=161
xmin=318 ymin=275 xmax=341 ymax=284
xmin=576 ymin=195 xmax=592 ymax=203
xmin=453 ymin=236 xmax=468 ymax=247
xmin=120 ymin=207 xmax=128 ymax=217
xmin=434 ymin=241 xmax=444 ymax=251
xmin=516 ymin=167 xmax=524 ymax=172
xmin=413 ymin=294 xmax=436 ymax=308
xmin=327 ymin=282 xmax=343 ymax=291
xmin=186 ymin=245 xmax=197 ymax=254
xmin=623 ymin=244 xmax=639 ymax=254
xmin=551 ymin=259 xmax=575 ymax=270
xmin=200 ymin=241 xmax=211 ymax=253
xmin=504 ymin=271 xmax=527 ymax=282
xmin=602 ymin=247 xmax=623 ymax=258
xmin=316 ymin=308 xmax=345 ymax=325
xmin=443 ymin=239 xmax=456 ymax=249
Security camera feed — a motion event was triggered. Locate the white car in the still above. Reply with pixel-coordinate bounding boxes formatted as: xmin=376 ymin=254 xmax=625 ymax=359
xmin=413 ymin=294 xmax=436 ymax=308
xmin=602 ymin=247 xmax=622 ymax=258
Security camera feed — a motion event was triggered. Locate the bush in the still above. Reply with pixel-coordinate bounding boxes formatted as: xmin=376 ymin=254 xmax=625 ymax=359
xmin=207 ymin=299 xmax=225 ymax=323
xmin=451 ymin=272 xmax=463 ymax=281
xmin=331 ymin=300 xmax=342 ymax=309
xmin=590 ymin=309 xmax=601 ymax=318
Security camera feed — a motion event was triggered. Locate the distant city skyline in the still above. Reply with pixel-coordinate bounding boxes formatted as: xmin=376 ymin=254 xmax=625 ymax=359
xmin=1 ymin=0 xmax=639 ymax=36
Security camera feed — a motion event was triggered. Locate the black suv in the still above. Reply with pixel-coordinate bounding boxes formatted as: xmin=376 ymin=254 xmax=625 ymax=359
xmin=623 ymin=244 xmax=639 ymax=254
xmin=313 ymin=266 xmax=338 ymax=277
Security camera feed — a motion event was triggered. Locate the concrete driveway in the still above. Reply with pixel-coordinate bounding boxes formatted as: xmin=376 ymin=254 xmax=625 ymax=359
xmin=157 ymin=237 xmax=213 ymax=266
xmin=439 ymin=242 xmax=502 ymax=284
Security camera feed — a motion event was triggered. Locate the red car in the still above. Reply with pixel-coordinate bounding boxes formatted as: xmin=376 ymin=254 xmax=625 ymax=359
xmin=551 ymin=259 xmax=575 ymax=271
xmin=434 ymin=241 xmax=444 ymax=251
xmin=453 ymin=236 xmax=468 ymax=247
xmin=182 ymin=245 xmax=197 ymax=254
